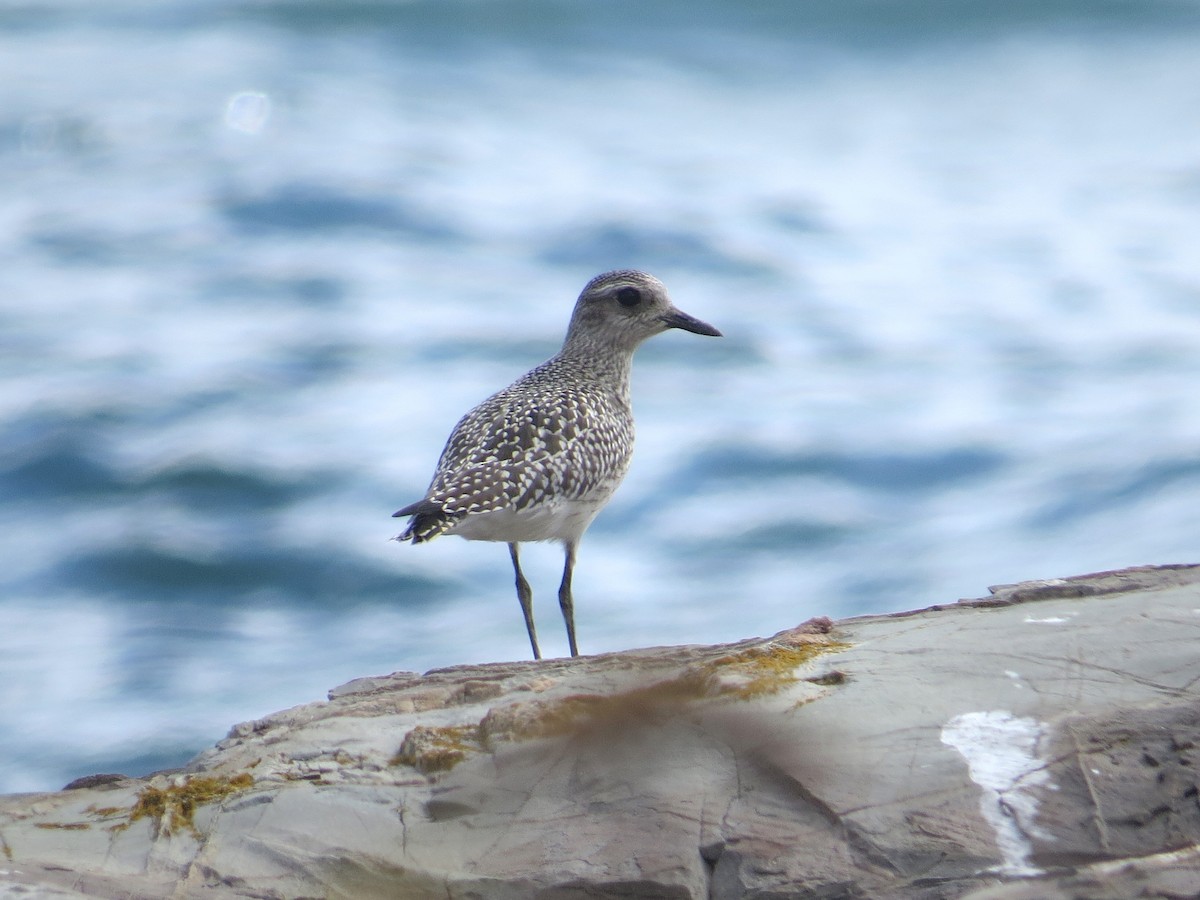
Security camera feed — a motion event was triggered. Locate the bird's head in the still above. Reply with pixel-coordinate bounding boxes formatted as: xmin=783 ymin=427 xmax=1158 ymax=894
xmin=563 ymin=270 xmax=722 ymax=355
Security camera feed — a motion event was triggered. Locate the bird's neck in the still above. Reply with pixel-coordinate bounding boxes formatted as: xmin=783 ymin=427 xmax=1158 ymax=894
xmin=555 ymin=337 xmax=635 ymax=392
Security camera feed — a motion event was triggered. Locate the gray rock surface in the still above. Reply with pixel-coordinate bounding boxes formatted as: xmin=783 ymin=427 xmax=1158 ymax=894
xmin=2 ymin=564 xmax=1199 ymax=899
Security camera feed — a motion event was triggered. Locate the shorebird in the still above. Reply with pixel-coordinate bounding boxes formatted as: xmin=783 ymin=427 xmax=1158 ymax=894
xmin=392 ymin=270 xmax=721 ymax=659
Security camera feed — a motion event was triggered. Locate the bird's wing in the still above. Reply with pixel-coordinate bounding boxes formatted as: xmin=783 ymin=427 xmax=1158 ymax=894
xmin=435 ymin=388 xmax=629 ymax=508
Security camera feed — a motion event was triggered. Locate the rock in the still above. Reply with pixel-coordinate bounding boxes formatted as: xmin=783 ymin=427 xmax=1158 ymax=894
xmin=2 ymin=564 xmax=1199 ymax=899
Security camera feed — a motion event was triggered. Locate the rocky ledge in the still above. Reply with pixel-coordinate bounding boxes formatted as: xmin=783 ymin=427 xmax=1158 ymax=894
xmin=2 ymin=564 xmax=1200 ymax=899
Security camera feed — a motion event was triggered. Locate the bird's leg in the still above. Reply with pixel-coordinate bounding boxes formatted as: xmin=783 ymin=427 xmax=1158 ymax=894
xmin=509 ymin=543 xmax=540 ymax=660
xmin=558 ymin=541 xmax=579 ymax=657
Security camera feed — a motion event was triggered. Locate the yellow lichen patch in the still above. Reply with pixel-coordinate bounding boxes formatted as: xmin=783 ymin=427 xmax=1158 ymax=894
xmin=486 ymin=671 xmax=714 ymax=745
xmin=84 ymin=805 xmax=125 ymax=818
xmin=481 ymin=635 xmax=849 ymax=744
xmin=703 ymin=639 xmax=850 ymax=700
xmin=391 ymin=724 xmax=482 ymax=774
xmin=34 ymin=822 xmax=90 ymax=830
xmin=128 ymin=772 xmax=254 ymax=837
xmin=392 ymin=635 xmax=849 ymax=763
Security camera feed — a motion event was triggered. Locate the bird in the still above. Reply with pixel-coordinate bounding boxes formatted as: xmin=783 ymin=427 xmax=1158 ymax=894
xmin=392 ymin=270 xmax=721 ymax=660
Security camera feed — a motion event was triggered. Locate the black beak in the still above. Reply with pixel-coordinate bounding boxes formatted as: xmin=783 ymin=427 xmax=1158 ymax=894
xmin=660 ymin=309 xmax=722 ymax=337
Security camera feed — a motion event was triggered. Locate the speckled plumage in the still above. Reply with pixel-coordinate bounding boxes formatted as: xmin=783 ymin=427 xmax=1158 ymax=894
xmin=393 ymin=270 xmax=721 ymax=659
xmin=395 ymin=349 xmax=635 ymax=546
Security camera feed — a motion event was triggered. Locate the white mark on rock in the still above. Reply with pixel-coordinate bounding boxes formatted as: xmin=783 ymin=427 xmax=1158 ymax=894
xmin=941 ymin=710 xmax=1053 ymax=876
xmin=1023 ymin=616 xmax=1069 ymax=624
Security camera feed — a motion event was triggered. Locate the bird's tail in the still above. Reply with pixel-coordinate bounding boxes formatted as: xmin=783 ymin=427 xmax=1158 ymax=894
xmin=391 ymin=499 xmax=454 ymax=544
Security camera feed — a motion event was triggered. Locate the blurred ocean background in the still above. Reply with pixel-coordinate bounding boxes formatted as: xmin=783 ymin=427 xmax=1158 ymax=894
xmin=3 ymin=0 xmax=1200 ymax=794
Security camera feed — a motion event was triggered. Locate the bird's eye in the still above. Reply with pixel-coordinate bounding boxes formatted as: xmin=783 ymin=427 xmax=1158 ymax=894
xmin=616 ymin=287 xmax=642 ymax=307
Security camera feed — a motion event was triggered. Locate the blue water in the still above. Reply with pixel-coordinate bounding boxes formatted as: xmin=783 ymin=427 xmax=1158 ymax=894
xmin=3 ymin=0 xmax=1200 ymax=794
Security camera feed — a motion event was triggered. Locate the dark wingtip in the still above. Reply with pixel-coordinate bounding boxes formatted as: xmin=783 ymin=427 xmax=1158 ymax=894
xmin=393 ymin=498 xmax=442 ymax=519
xmin=391 ymin=498 xmax=451 ymax=544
